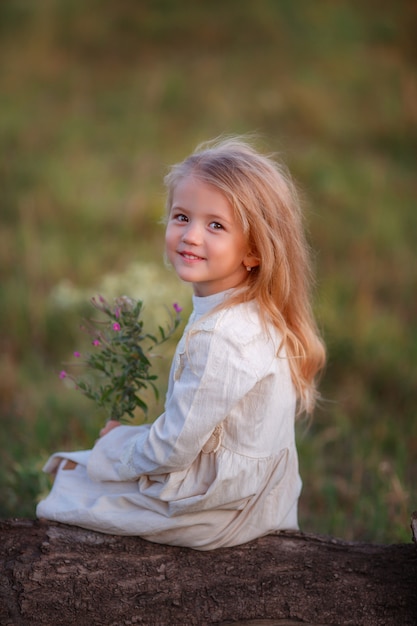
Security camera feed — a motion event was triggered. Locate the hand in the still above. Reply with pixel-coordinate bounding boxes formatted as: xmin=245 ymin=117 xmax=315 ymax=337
xmin=99 ymin=420 xmax=121 ymax=438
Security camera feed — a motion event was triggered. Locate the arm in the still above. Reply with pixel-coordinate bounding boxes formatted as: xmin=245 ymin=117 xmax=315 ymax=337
xmin=87 ymin=324 xmax=260 ymax=481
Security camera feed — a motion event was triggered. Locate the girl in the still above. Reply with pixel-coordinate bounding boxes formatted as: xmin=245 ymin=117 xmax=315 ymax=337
xmin=37 ymin=137 xmax=325 ymax=550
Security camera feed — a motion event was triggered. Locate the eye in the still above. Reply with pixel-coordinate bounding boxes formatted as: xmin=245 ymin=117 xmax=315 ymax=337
xmin=173 ymin=212 xmax=188 ymax=222
xmin=209 ymin=221 xmax=224 ymax=230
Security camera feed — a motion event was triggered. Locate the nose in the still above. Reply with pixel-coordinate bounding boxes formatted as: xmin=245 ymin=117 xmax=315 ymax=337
xmin=182 ymin=221 xmax=203 ymax=245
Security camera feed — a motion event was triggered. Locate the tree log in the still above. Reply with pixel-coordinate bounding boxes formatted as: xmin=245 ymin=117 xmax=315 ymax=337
xmin=1 ymin=518 xmax=416 ymax=626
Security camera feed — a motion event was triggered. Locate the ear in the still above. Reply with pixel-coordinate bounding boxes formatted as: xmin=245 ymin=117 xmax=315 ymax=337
xmin=243 ymin=250 xmax=260 ymax=270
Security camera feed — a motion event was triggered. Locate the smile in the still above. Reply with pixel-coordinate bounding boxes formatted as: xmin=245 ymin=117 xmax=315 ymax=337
xmin=180 ymin=252 xmax=204 ymax=261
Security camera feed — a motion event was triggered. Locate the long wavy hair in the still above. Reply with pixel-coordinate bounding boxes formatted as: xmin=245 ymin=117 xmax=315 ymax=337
xmin=164 ymin=136 xmax=326 ymax=414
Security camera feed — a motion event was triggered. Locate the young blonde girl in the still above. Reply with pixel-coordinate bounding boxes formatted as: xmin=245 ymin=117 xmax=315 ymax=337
xmin=37 ymin=137 xmax=325 ymax=550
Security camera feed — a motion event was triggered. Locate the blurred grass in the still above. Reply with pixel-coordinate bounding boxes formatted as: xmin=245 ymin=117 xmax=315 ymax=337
xmin=1 ymin=0 xmax=416 ymax=542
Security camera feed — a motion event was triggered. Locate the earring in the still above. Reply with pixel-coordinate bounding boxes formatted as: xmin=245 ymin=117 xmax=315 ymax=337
xmin=246 ymin=266 xmax=252 ymax=272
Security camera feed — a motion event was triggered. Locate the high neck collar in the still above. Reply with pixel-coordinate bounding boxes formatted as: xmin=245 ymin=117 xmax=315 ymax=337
xmin=192 ymin=289 xmax=234 ymax=317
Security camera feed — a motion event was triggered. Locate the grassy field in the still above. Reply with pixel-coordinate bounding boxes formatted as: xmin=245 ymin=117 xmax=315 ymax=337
xmin=1 ymin=1 xmax=416 ymax=543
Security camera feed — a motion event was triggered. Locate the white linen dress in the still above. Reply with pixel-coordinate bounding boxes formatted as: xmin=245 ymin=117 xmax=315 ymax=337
xmin=37 ymin=289 xmax=302 ymax=550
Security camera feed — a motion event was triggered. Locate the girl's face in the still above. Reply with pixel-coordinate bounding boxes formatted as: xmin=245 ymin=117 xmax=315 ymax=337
xmin=165 ymin=176 xmax=255 ymax=296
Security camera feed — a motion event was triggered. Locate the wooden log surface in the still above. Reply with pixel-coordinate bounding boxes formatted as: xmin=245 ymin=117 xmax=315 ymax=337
xmin=1 ymin=517 xmax=416 ymax=626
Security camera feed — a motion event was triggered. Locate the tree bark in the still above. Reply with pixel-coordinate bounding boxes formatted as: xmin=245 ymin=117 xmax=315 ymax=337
xmin=1 ymin=518 xmax=416 ymax=626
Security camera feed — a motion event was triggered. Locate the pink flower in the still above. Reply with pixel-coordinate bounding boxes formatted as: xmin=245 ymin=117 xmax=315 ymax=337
xmin=74 ymin=351 xmax=81 ymax=358
xmin=92 ymin=339 xmax=101 ymax=347
xmin=114 ymin=307 xmax=121 ymax=319
xmin=173 ymin=302 xmax=183 ymax=313
xmin=59 ymin=370 xmax=67 ymax=379
xmin=112 ymin=322 xmax=121 ymax=331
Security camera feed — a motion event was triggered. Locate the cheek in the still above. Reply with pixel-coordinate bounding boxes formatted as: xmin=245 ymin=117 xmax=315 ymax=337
xmin=164 ymin=224 xmax=174 ymax=246
xmin=164 ymin=225 xmax=177 ymax=258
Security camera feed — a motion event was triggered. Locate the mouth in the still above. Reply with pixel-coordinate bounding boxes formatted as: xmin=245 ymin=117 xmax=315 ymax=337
xmin=179 ymin=251 xmax=204 ymax=261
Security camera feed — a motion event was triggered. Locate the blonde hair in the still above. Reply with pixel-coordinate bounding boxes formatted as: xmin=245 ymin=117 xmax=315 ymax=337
xmin=164 ymin=136 xmax=326 ymax=414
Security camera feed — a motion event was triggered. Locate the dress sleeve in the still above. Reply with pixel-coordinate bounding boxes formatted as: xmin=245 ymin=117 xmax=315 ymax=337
xmin=87 ymin=323 xmax=262 ymax=481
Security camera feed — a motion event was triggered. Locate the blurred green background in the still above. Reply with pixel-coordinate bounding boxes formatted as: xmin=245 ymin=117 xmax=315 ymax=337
xmin=1 ymin=0 xmax=416 ymax=543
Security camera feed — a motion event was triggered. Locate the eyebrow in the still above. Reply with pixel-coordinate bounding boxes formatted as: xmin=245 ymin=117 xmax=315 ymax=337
xmin=207 ymin=212 xmax=233 ymax=225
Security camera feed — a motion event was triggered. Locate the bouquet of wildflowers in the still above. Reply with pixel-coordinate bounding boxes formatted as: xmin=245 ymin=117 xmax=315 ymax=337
xmin=60 ymin=295 xmax=182 ymax=421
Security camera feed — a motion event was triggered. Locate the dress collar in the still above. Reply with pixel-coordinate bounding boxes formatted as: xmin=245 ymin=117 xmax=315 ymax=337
xmin=192 ymin=289 xmax=234 ymax=318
